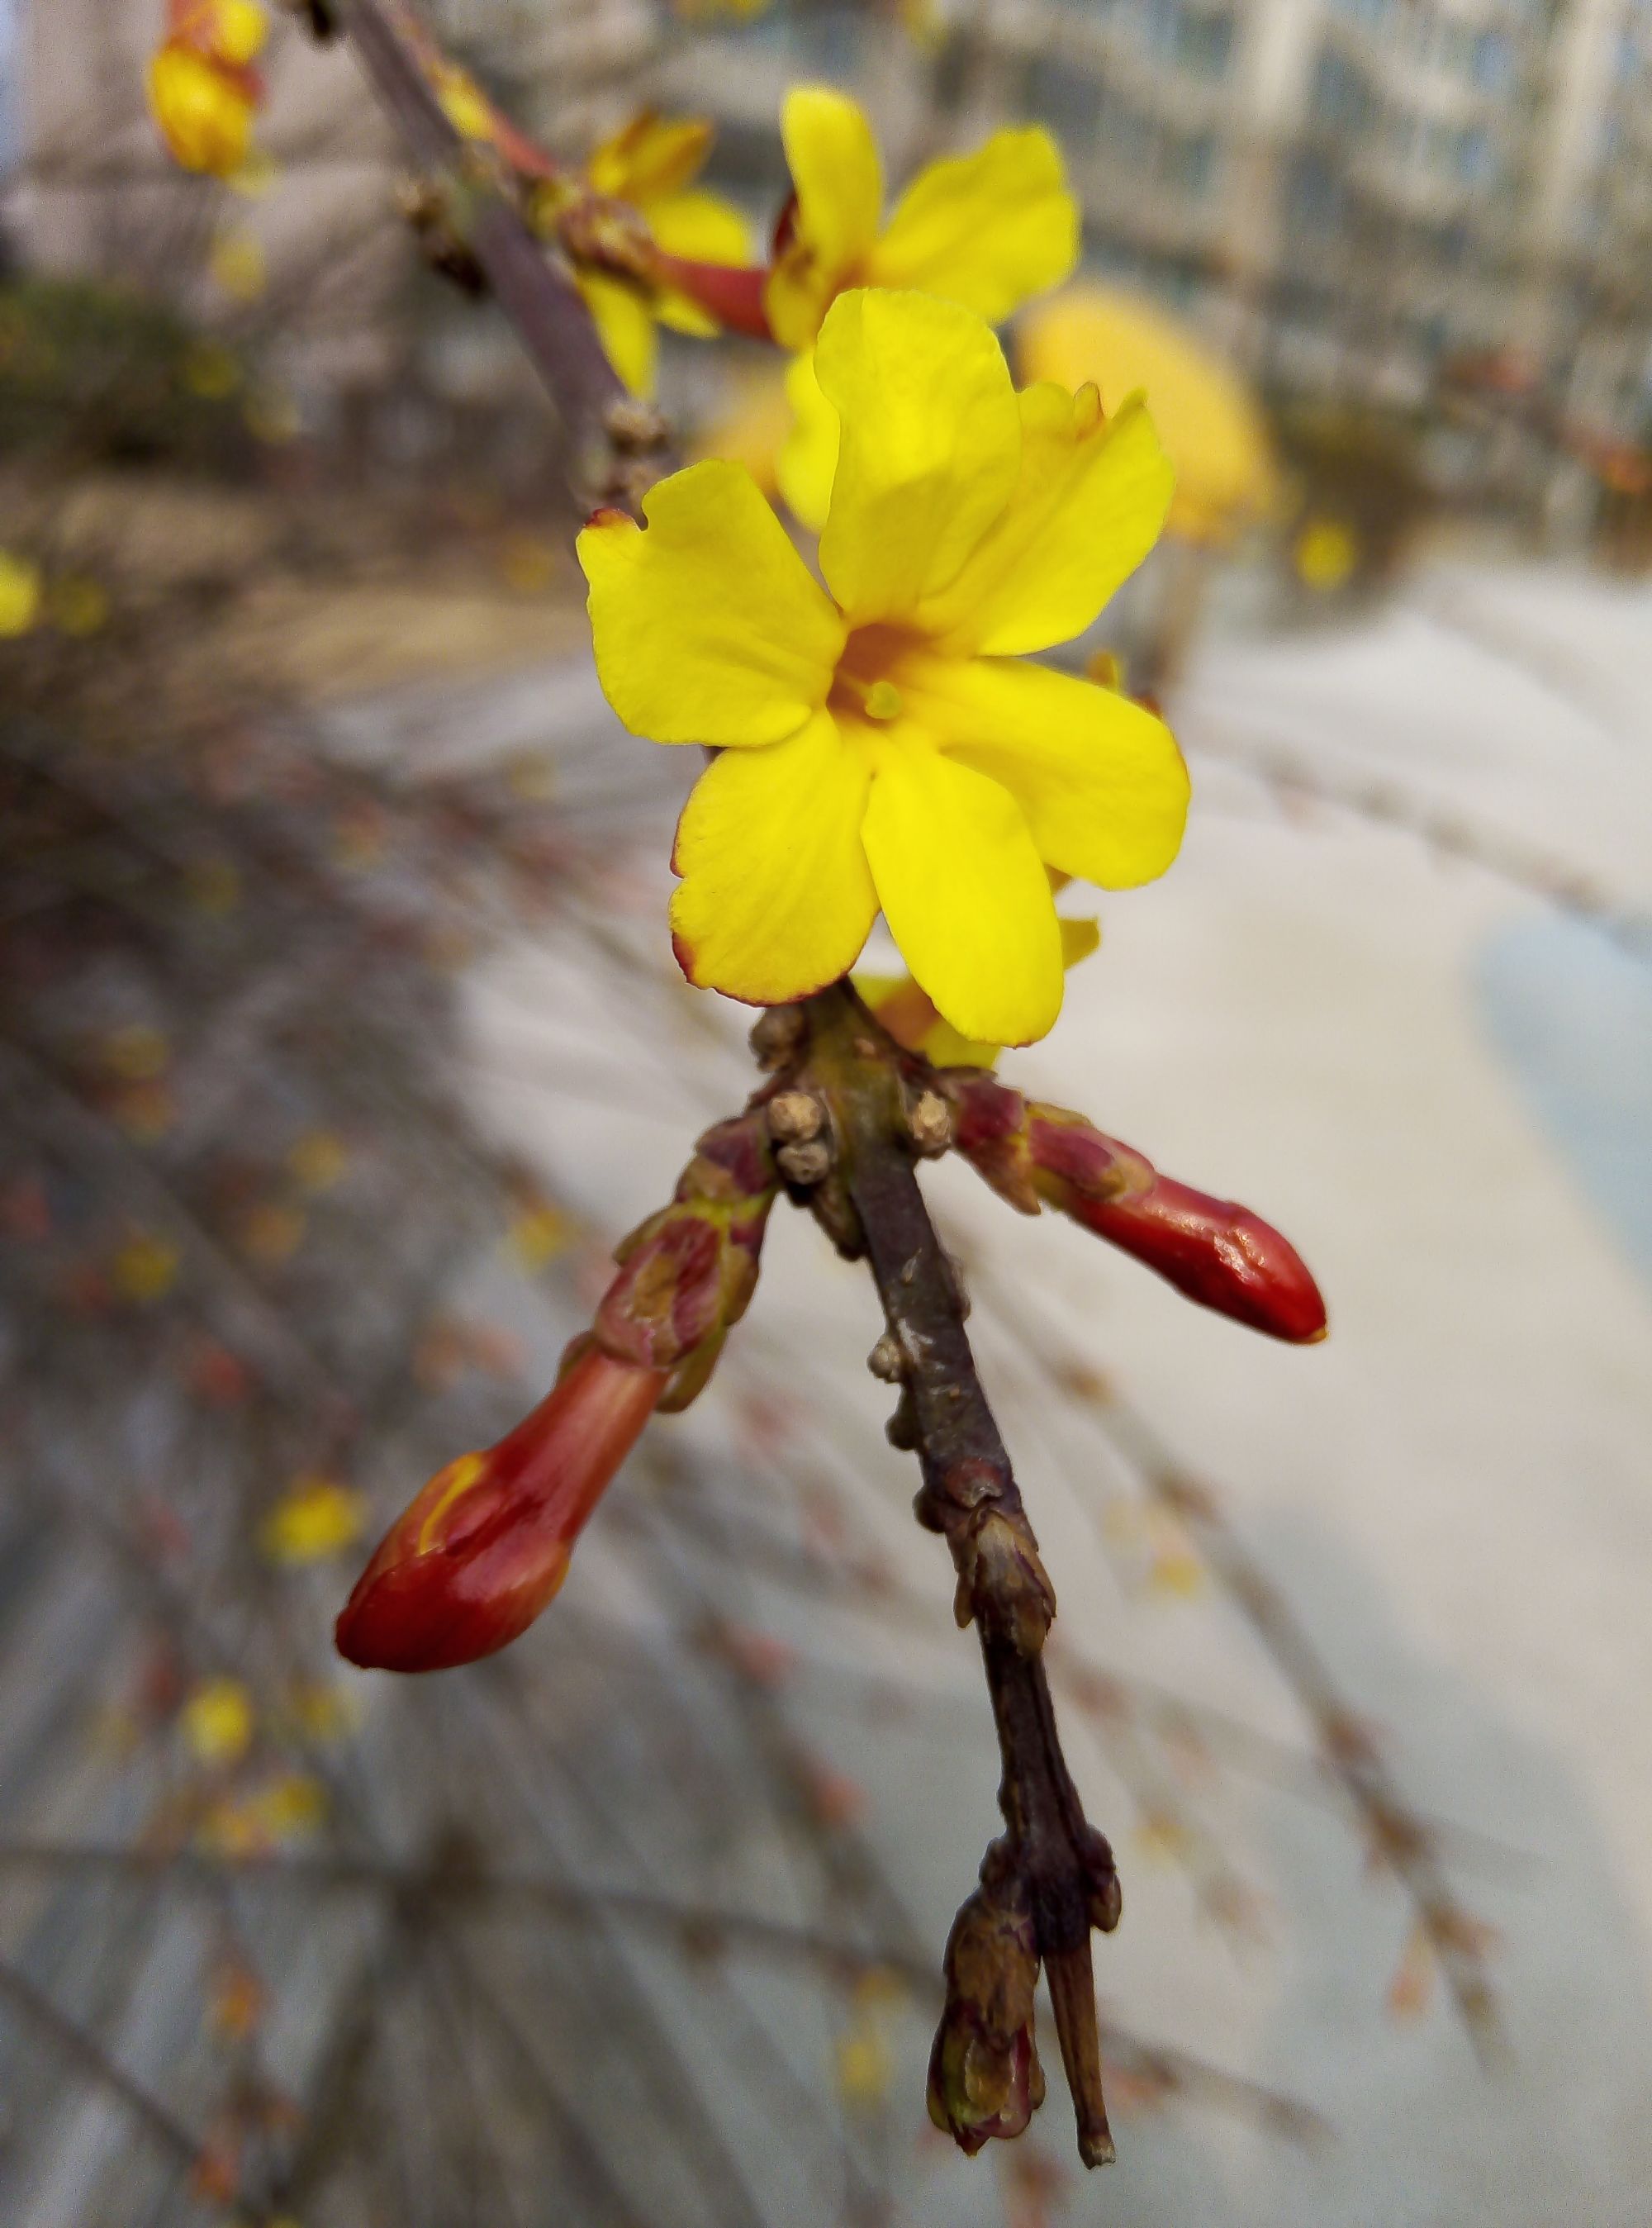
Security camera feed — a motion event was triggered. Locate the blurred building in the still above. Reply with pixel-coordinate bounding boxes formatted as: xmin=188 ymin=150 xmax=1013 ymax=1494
xmin=662 ymin=0 xmax=1652 ymax=439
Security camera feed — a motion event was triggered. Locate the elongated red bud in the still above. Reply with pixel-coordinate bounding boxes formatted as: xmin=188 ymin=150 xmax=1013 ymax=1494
xmin=337 ymin=1114 xmax=779 ymax=1672
xmin=335 ymin=1345 xmax=664 ymax=1671
xmin=648 ymin=254 xmax=773 ymax=340
xmin=946 ymin=1075 xmax=1327 ymax=1344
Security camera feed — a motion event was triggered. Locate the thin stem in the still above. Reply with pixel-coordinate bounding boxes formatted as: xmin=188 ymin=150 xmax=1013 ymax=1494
xmin=799 ymin=985 xmax=1119 ymax=2166
xmin=326 ymin=0 xmax=673 ymax=509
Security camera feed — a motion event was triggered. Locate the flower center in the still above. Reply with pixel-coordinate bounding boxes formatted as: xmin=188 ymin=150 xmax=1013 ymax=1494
xmin=830 ymin=624 xmax=922 ymax=726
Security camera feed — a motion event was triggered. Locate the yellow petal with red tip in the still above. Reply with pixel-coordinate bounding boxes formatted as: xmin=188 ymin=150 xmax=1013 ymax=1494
xmin=920 ymin=387 xmax=1173 ymax=654
xmin=899 ymin=653 xmax=1189 ymax=889
xmin=766 ymin=87 xmax=885 ymax=349
xmin=869 ymin=126 xmax=1077 ymax=325
xmin=862 ymin=735 xmax=1062 ymax=1046
xmin=815 ymin=290 xmax=1019 ymax=625
xmin=580 ymin=461 xmax=844 ymax=745
xmin=671 ymin=710 xmax=876 ymax=1002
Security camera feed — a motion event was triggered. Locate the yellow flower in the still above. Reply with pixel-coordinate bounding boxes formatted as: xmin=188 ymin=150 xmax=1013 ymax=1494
xmin=567 ymin=113 xmax=752 ymax=397
xmin=765 ymin=87 xmax=1077 ymax=354
xmin=579 ymin=290 xmax=1188 ymax=1047
xmin=182 ymin=1676 xmax=255 ymax=1765
xmin=259 ymin=1475 xmax=367 ymax=1565
xmin=148 ymin=44 xmax=259 ymax=177
xmin=0 ymin=550 xmax=43 ymax=637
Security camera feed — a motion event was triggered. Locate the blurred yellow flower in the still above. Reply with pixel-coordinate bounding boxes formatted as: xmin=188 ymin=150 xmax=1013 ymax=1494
xmin=562 ymin=113 xmax=752 ymax=397
xmin=113 ymin=1230 xmax=181 ymax=1303
xmin=181 ymin=338 xmax=242 ymax=399
xmin=209 ymin=227 xmax=268 ymax=301
xmin=182 ymin=1676 xmax=255 ymax=1765
xmin=287 ymin=1129 xmax=349 ymax=1193
xmin=49 ymin=574 xmax=110 ymax=636
xmin=0 ymin=550 xmax=42 ymax=637
xmin=102 ymin=1024 xmax=169 ymax=1081
xmin=149 ymin=2 xmax=268 ymax=177
xmin=1018 ymin=286 xmax=1278 ymax=547
xmin=259 ymin=1475 xmax=367 ymax=1565
xmin=1294 ymin=515 xmax=1360 ymax=592
xmin=149 ymin=45 xmax=258 ymax=177
xmin=509 ymin=1200 xmax=573 ymax=1270
xmin=432 ymin=60 xmax=496 ymax=144
xmin=580 ymin=290 xmax=1187 ymax=1047
xmin=765 ymin=87 xmax=1076 ymax=353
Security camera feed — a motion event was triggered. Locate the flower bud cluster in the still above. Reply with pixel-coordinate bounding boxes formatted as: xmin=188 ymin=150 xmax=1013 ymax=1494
xmin=943 ymin=1072 xmax=1327 ymax=1344
xmin=336 ymin=1114 xmax=777 ymax=1673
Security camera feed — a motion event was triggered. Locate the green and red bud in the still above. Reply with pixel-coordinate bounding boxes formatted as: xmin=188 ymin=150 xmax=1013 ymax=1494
xmin=336 ymin=1115 xmax=777 ymax=1673
xmin=945 ymin=1074 xmax=1327 ymax=1344
xmin=927 ymin=1850 xmax=1045 ymax=2155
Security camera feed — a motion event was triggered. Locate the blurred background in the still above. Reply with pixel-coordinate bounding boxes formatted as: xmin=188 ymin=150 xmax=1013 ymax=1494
xmin=2 ymin=1 xmax=1650 ymax=2223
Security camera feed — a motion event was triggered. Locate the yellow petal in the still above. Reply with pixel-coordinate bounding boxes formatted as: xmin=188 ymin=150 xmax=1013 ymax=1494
xmin=578 ymin=271 xmax=658 ymax=396
xmin=670 ymin=709 xmax=876 ymax=1002
xmin=776 ymin=350 xmax=838 ymax=530
xmin=898 ymin=653 xmax=1189 ymax=888
xmin=587 ymin=112 xmax=714 ymax=202
xmin=765 ymin=86 xmax=884 ymax=350
xmin=647 ymin=188 xmax=752 ymax=269
xmin=861 ymin=734 xmax=1062 ymax=1044
xmin=869 ymin=126 xmax=1077 ymax=324
xmin=815 ymin=290 xmax=1020 ymax=625
xmin=920 ymin=387 xmax=1172 ymax=654
xmin=579 ymin=461 xmax=845 ymax=747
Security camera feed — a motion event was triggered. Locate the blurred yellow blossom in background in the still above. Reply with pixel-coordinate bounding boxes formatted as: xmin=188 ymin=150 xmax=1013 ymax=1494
xmin=112 ymin=1229 xmax=181 ymax=1303
xmin=1294 ymin=515 xmax=1361 ymax=591
xmin=581 ymin=289 xmax=1187 ymax=1046
xmin=182 ymin=1676 xmax=255 ymax=1765
xmin=259 ymin=1475 xmax=368 ymax=1566
xmin=0 ymin=550 xmax=43 ymax=637
xmin=1018 ymin=285 xmax=1278 ymax=546
xmin=148 ymin=2 xmax=269 ymax=178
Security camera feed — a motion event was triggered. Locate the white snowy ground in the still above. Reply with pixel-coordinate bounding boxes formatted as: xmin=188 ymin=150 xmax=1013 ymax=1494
xmin=352 ymin=556 xmax=1652 ymax=2226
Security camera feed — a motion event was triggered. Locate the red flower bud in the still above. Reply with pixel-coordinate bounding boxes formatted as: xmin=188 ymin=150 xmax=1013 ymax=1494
xmin=336 ymin=1114 xmax=779 ymax=1673
xmin=335 ymin=1344 xmax=665 ymax=1673
xmin=945 ymin=1074 xmax=1327 ymax=1345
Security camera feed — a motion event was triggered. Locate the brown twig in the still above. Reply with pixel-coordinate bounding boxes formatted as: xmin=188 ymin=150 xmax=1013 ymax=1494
xmin=323 ymin=0 xmax=673 ymax=511
xmin=769 ymin=984 xmax=1123 ymax=2166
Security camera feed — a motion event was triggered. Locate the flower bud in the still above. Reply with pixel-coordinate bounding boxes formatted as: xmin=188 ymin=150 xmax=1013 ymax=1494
xmin=335 ymin=1344 xmax=666 ymax=1672
xmin=945 ymin=1074 xmax=1327 ymax=1344
xmin=337 ymin=1115 xmax=779 ymax=1672
xmin=927 ymin=1854 xmax=1045 ymax=2155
